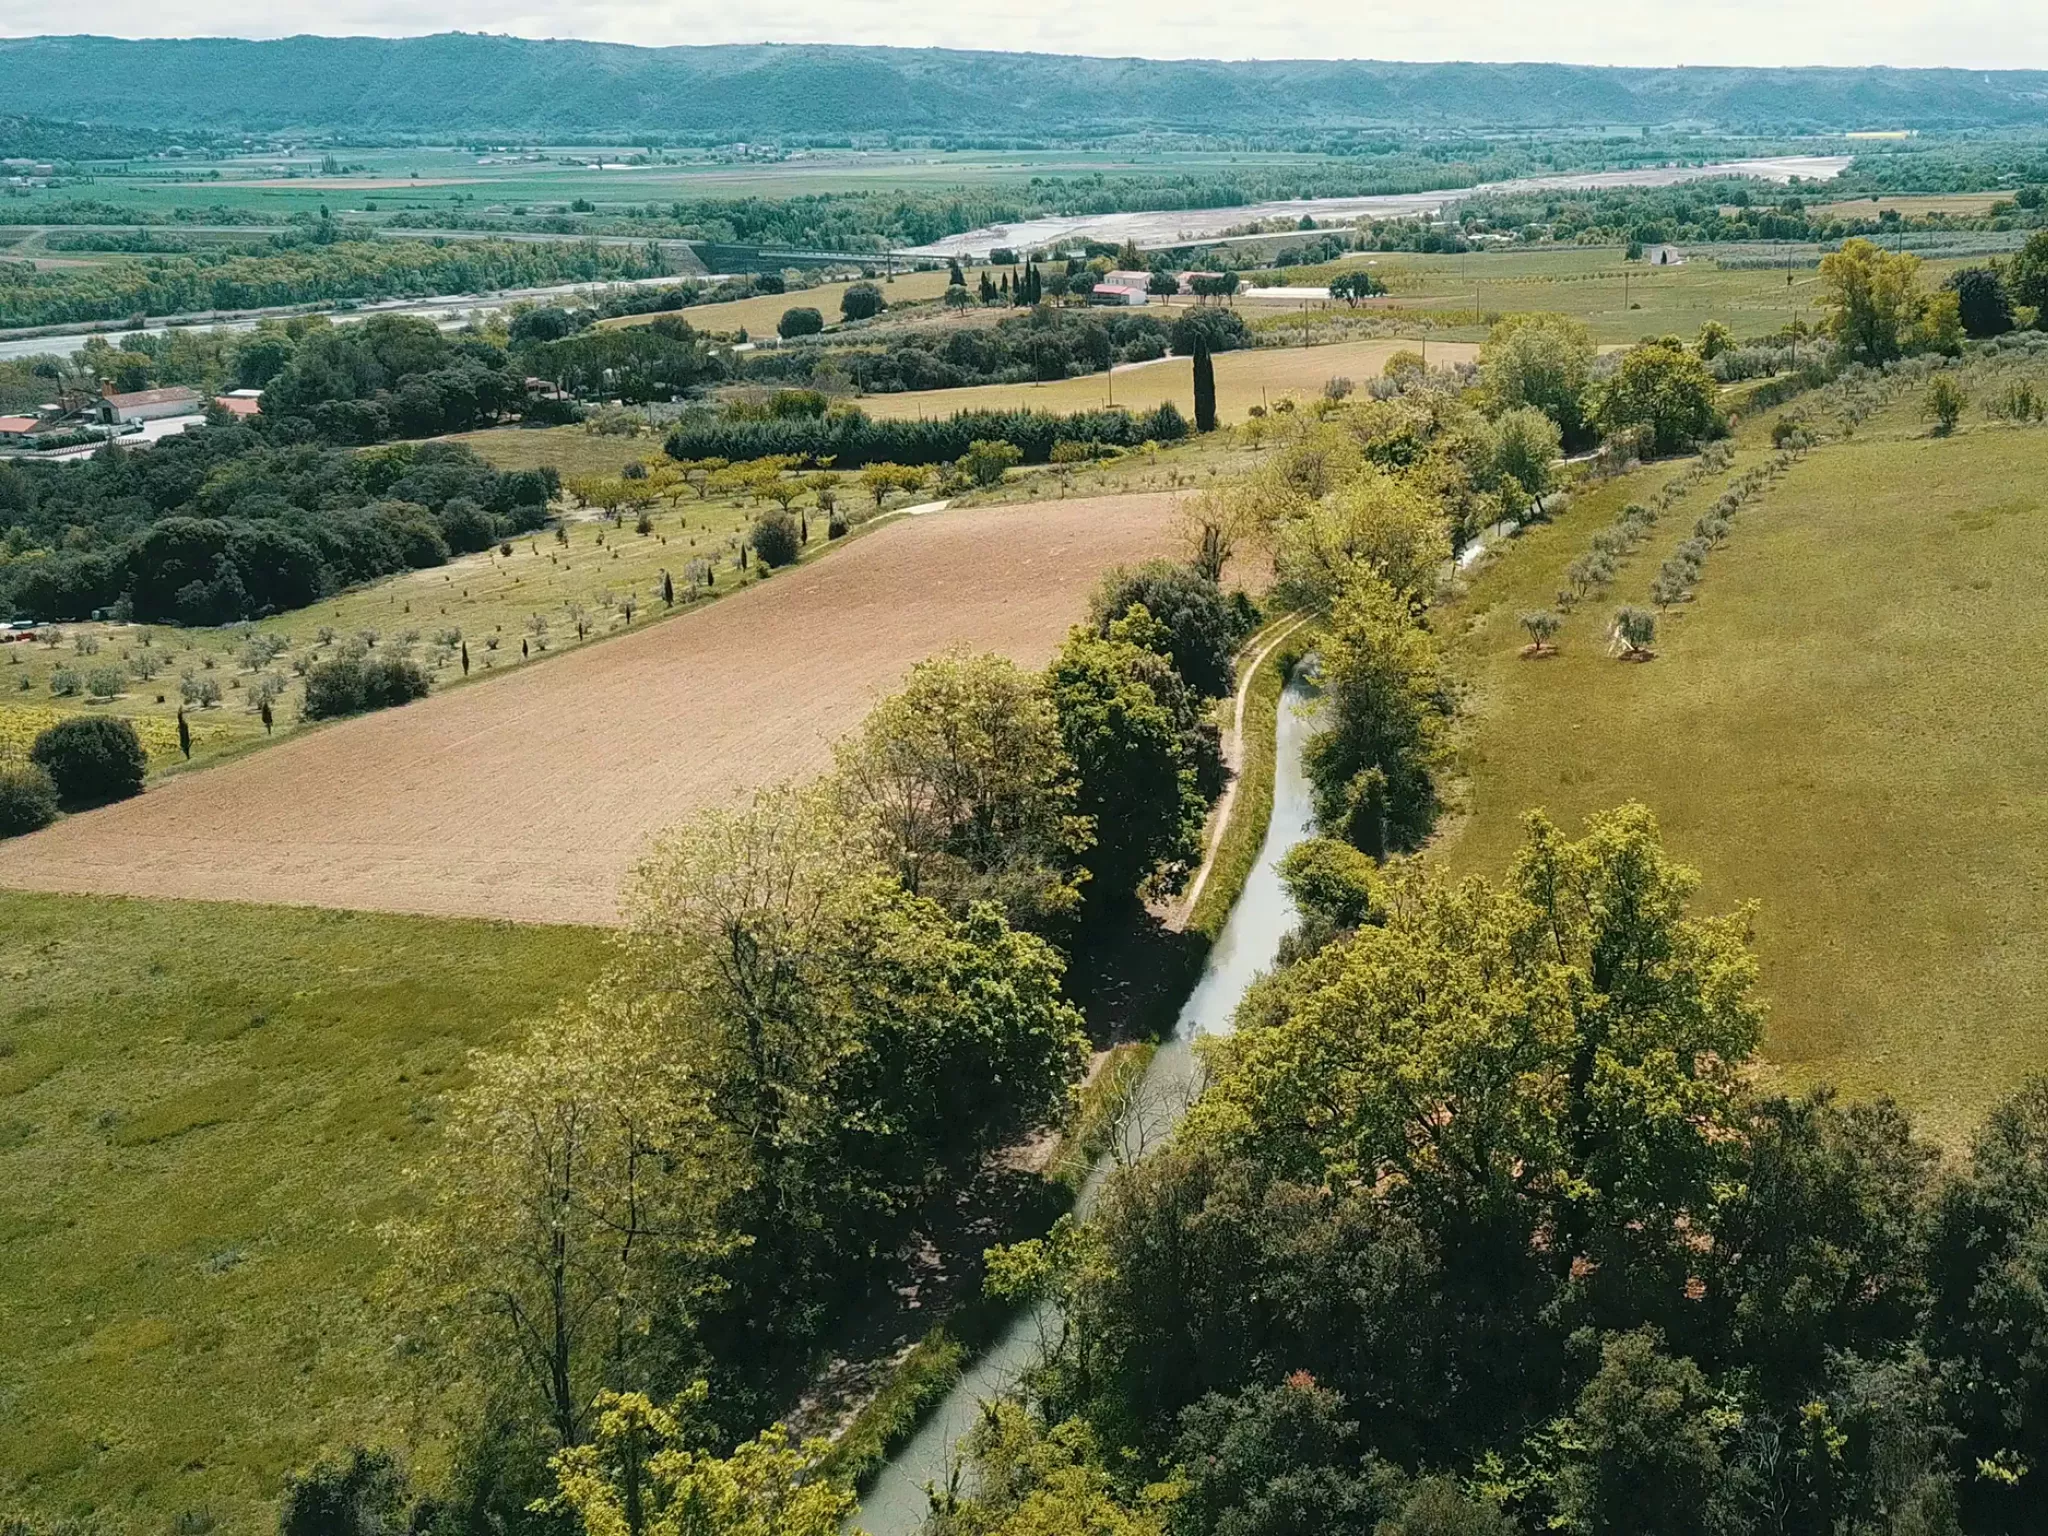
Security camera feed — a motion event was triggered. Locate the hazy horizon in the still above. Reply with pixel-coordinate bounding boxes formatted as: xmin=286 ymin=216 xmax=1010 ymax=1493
xmin=0 ymin=3 xmax=2042 ymax=74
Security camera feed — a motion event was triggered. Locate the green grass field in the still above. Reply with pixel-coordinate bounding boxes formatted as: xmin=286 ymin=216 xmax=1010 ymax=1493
xmin=1440 ymin=375 xmax=2048 ymax=1144
xmin=0 ymin=892 xmax=609 ymax=1533
xmin=1269 ymin=247 xmax=1974 ymax=345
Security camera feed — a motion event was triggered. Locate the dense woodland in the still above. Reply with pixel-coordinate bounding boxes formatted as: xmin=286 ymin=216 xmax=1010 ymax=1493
xmin=0 ymin=427 xmax=554 ymax=623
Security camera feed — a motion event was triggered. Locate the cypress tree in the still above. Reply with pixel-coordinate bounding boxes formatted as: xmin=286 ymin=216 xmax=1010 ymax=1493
xmin=176 ymin=707 xmax=191 ymax=760
xmin=1192 ymin=338 xmax=1218 ymax=433
xmin=460 ymin=641 xmax=470 ymax=676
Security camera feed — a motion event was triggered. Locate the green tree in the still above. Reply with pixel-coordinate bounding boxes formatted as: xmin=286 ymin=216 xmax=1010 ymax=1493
xmin=1480 ymin=312 xmax=1596 ymax=441
xmin=776 ymin=306 xmax=824 ymax=339
xmin=839 ymin=282 xmax=885 ymax=322
xmin=750 ymin=508 xmax=802 ymax=567
xmin=1300 ymin=574 xmax=1449 ymax=856
xmin=546 ymin=1389 xmax=852 ymax=1536
xmin=29 ymin=713 xmax=147 ymax=808
xmin=1486 ymin=404 xmax=1562 ymax=512
xmin=959 ymin=438 xmax=1023 ymax=487
xmin=1089 ymin=560 xmax=1247 ymax=698
xmin=1589 ymin=341 xmax=1725 ymax=455
xmin=1819 ymin=238 xmax=1934 ymax=363
xmin=1192 ymin=338 xmax=1218 ymax=433
xmin=1946 ymin=267 xmax=2014 ymax=339
xmin=832 ymin=649 xmax=1090 ymax=927
xmin=1925 ymin=373 xmax=1966 ymax=436
xmin=1270 ymin=466 xmax=1449 ymax=611
xmin=619 ymin=787 xmax=1085 ymax=1273
xmin=1046 ymin=622 xmax=1208 ymax=903
xmin=387 ymin=999 xmax=745 ymax=1449
xmin=2009 ymin=230 xmax=2048 ymax=314
xmin=1328 ymin=270 xmax=1387 ymax=306
xmin=1553 ymin=1331 xmax=1738 ymax=1536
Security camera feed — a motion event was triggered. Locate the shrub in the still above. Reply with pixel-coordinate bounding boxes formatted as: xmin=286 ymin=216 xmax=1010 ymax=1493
xmin=778 ymin=306 xmax=825 ymax=339
xmin=840 ymin=282 xmax=885 ymax=321
xmin=0 ymin=762 xmax=59 ymax=836
xmin=959 ymin=438 xmax=1023 ymax=487
xmin=750 ymin=509 xmax=803 ymax=568
xmin=1926 ymin=374 xmax=1966 ymax=435
xmin=303 ymin=655 xmax=430 ymax=719
xmin=665 ymin=402 xmax=1187 ymax=470
xmin=279 ymin=1447 xmax=412 ymax=1536
xmin=29 ymin=714 xmax=148 ymax=808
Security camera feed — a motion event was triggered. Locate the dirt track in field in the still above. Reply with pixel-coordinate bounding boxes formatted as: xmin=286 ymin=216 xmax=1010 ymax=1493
xmin=0 ymin=495 xmax=1182 ymax=925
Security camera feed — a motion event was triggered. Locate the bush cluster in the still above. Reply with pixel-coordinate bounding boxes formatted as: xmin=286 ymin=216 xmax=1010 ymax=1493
xmin=302 ymin=654 xmax=431 ymax=720
xmin=1 ymin=432 xmax=555 ymax=625
xmin=664 ymin=402 xmax=1187 ymax=469
xmin=27 ymin=714 xmax=147 ymax=808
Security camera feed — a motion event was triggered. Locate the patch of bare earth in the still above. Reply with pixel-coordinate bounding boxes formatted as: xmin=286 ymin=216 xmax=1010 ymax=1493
xmin=0 ymin=495 xmax=1182 ymax=925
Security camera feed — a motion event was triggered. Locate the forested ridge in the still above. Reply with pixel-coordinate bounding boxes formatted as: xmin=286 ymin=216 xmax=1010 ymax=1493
xmin=3 ymin=37 xmax=2048 ymax=134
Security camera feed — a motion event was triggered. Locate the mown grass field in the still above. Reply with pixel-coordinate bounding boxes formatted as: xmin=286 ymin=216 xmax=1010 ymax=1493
xmin=0 ymin=892 xmax=609 ymax=1534
xmin=855 ymin=336 xmax=1478 ymax=425
xmin=1268 ymin=247 xmax=1974 ymax=345
xmin=1440 ymin=384 xmax=2048 ymax=1144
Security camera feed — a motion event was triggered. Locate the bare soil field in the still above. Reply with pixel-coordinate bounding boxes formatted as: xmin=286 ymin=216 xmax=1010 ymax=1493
xmin=0 ymin=496 xmax=1182 ymax=925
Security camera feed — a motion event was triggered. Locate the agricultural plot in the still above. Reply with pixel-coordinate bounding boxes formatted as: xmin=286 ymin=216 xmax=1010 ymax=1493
xmin=1269 ymin=247 xmax=1973 ymax=345
xmin=854 ymin=337 xmax=1479 ymax=425
xmin=0 ymin=431 xmax=804 ymax=774
xmin=1441 ymin=385 xmax=2048 ymax=1144
xmin=0 ymin=493 xmax=1185 ymax=924
xmin=602 ymin=265 xmax=970 ymax=338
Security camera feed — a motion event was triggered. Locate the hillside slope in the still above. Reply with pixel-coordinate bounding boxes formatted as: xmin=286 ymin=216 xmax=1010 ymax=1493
xmin=2 ymin=36 xmax=2047 ymax=135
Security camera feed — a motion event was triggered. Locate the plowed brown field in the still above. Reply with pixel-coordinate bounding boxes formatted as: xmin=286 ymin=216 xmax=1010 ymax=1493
xmin=0 ymin=495 xmax=1181 ymax=925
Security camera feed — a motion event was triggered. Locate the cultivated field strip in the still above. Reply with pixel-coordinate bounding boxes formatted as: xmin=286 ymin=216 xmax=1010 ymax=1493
xmin=0 ymin=495 xmax=1182 ymax=925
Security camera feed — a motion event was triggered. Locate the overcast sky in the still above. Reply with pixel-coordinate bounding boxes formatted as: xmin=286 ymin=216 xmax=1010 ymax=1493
xmin=0 ymin=0 xmax=2042 ymax=70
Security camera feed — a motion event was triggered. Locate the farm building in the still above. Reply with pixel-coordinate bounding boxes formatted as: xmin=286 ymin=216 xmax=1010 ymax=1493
xmin=1089 ymin=270 xmax=1154 ymax=306
xmin=212 ymin=389 xmax=263 ymax=418
xmin=100 ymin=386 xmax=203 ymax=424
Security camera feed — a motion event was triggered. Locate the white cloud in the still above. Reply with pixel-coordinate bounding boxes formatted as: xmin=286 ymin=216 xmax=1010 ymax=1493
xmin=0 ymin=0 xmax=2040 ymax=69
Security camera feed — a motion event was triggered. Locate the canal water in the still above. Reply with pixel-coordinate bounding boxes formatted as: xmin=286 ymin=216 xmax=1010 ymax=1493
xmin=850 ymin=674 xmax=1322 ymax=1535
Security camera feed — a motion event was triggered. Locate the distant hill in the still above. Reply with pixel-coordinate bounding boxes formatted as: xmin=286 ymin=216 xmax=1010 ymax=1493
xmin=1 ymin=36 xmax=2046 ymax=138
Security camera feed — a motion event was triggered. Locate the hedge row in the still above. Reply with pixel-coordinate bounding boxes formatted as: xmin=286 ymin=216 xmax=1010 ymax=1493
xmin=663 ymin=402 xmax=1190 ymax=469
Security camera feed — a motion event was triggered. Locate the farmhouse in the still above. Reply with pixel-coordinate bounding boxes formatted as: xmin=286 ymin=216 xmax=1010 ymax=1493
xmin=212 ymin=389 xmax=263 ymax=417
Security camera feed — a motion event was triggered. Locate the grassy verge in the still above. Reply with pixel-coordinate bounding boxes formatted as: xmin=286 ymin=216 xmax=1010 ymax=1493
xmin=1189 ymin=625 xmax=1309 ymax=940
xmin=0 ymin=892 xmax=609 ymax=1535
